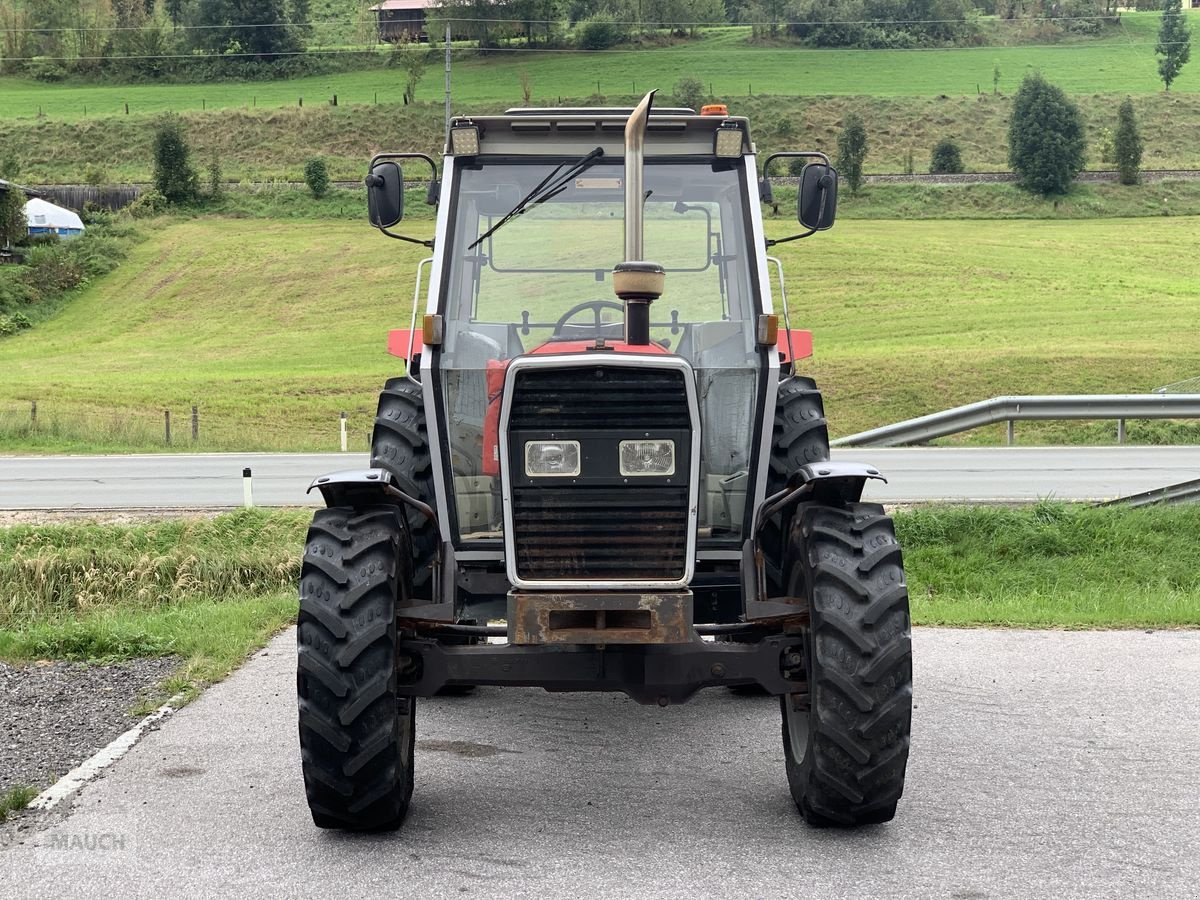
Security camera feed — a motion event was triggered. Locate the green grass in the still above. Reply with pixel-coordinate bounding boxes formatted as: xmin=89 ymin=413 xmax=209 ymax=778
xmin=0 ymin=785 xmax=38 ymax=822
xmin=0 ymin=14 xmax=1197 ymax=125
xmin=2 ymin=213 xmax=1198 ymax=450
xmin=5 ymin=89 xmax=1200 ymax=184
xmin=0 ymin=509 xmax=309 ymax=695
xmin=900 ymin=502 xmax=1200 ymax=627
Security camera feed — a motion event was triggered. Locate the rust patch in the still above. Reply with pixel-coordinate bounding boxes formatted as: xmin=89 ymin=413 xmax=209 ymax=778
xmin=508 ymin=591 xmax=693 ymax=645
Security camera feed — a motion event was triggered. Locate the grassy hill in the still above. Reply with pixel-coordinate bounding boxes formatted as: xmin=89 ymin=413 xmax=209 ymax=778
xmin=1 ymin=14 xmax=1197 ymax=127
xmin=4 ymin=91 xmax=1199 ymax=185
xmin=1 ymin=213 xmax=1198 ymax=453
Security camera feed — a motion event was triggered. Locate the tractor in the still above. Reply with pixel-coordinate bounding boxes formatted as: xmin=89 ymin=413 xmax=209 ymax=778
xmin=297 ymin=93 xmax=912 ymax=831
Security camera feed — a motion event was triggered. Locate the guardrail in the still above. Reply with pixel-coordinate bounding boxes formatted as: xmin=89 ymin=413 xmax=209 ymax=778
xmin=1098 ymin=478 xmax=1200 ymax=509
xmin=830 ymin=394 xmax=1200 ymax=448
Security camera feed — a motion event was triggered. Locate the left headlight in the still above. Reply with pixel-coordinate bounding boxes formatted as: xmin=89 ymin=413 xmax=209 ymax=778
xmin=524 ymin=440 xmax=581 ymax=477
xmin=619 ymin=439 xmax=675 ymax=477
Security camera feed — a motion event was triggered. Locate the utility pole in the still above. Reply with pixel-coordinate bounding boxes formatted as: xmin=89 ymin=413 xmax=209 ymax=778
xmin=444 ymin=24 xmax=452 ymax=143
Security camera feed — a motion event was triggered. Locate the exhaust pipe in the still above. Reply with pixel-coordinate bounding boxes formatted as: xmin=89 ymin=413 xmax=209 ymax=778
xmin=614 ymin=90 xmax=664 ymax=347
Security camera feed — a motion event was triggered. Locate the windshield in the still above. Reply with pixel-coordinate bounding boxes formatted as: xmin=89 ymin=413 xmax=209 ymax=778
xmin=436 ymin=158 xmax=763 ymax=544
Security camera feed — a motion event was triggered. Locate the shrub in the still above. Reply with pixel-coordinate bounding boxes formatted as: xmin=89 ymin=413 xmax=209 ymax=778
xmin=127 ymin=190 xmax=169 ymax=219
xmin=673 ymin=77 xmax=706 ymax=112
xmin=836 ymin=112 xmax=869 ymax=194
xmin=577 ymin=14 xmax=625 ymax=51
xmin=0 ymin=186 xmax=27 ymax=249
xmin=1113 ymin=97 xmax=1144 ymax=186
xmin=1007 ymin=73 xmax=1085 ymax=196
xmin=207 ymin=153 xmax=224 ymax=201
xmin=304 ymin=158 xmax=330 ymax=200
xmin=930 ymin=139 xmax=964 ymax=175
xmin=152 ymin=115 xmax=199 ymax=205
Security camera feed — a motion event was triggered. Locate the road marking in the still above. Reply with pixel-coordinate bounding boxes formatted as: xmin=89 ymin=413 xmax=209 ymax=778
xmin=29 ymin=695 xmax=185 ymax=811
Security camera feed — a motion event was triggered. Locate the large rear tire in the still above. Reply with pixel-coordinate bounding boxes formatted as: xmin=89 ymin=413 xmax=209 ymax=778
xmin=780 ymin=502 xmax=912 ymax=827
xmin=370 ymin=378 xmax=436 ymax=598
xmin=298 ymin=506 xmax=416 ymax=831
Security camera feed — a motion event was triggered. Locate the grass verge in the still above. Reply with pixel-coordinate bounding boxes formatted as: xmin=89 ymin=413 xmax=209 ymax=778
xmin=0 ymin=510 xmax=309 ymax=699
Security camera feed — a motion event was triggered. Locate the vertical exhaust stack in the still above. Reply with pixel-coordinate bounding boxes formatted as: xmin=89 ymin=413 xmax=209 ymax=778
xmin=613 ymin=90 xmax=665 ymax=347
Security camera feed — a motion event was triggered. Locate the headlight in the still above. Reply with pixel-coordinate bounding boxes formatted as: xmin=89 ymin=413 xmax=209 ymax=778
xmin=619 ymin=439 xmax=675 ymax=476
xmin=524 ymin=440 xmax=580 ymax=477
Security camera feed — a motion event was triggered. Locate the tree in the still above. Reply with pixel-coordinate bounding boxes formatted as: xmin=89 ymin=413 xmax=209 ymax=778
xmin=1007 ymin=73 xmax=1085 ymax=196
xmin=290 ymin=0 xmax=313 ymax=40
xmin=1113 ymin=97 xmax=1144 ymax=186
xmin=0 ymin=186 xmax=27 ymax=249
xmin=674 ymin=76 xmax=706 ymax=112
xmin=189 ymin=0 xmax=301 ymax=57
xmin=930 ymin=138 xmax=964 ymax=175
xmin=152 ymin=115 xmax=199 ymax=204
xmin=304 ymin=158 xmax=329 ymax=199
xmin=836 ymin=112 xmax=868 ymax=194
xmin=1156 ymin=0 xmax=1192 ymax=92
xmin=389 ymin=36 xmax=430 ymax=103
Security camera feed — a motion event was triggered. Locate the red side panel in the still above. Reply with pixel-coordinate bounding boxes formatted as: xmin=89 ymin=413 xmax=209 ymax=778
xmin=529 ymin=340 xmax=669 ymax=356
xmin=387 ymin=328 xmax=424 ymax=361
xmin=777 ymin=329 xmax=813 ymax=363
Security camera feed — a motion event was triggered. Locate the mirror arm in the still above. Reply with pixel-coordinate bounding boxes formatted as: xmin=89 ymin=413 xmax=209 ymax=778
xmin=766 ymin=228 xmax=816 ymax=248
xmin=379 ymin=226 xmax=434 ymax=248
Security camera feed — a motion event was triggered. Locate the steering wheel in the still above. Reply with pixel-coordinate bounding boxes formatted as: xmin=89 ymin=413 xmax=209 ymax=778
xmin=551 ymin=299 xmax=626 ymax=341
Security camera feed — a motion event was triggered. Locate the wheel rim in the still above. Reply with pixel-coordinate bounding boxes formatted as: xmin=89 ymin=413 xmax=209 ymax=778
xmin=784 ymin=691 xmax=810 ymax=764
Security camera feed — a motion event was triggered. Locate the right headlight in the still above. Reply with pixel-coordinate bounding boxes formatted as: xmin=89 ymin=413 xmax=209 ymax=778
xmin=619 ymin=439 xmax=675 ymax=477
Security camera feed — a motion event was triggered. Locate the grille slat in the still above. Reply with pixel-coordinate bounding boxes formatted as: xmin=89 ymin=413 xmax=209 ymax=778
xmin=509 ymin=365 xmax=691 ymax=582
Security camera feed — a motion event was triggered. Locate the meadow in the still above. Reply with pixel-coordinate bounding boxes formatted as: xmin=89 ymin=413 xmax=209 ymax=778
xmin=0 ymin=15 xmax=1197 ymax=127
xmin=1 ymin=212 xmax=1197 ymax=452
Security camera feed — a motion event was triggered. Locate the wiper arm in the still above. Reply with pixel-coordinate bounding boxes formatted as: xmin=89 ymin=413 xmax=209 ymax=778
xmin=469 ymin=147 xmax=604 ymax=250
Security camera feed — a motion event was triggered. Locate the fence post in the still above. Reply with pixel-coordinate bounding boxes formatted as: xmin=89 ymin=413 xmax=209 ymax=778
xmin=1117 ymin=418 xmax=1127 ymax=444
xmin=192 ymin=405 xmax=199 ymax=442
xmin=340 ymin=412 xmax=348 ymax=452
xmin=1006 ymin=420 xmax=1015 ymax=446
xmin=30 ymin=400 xmax=37 ymax=426
xmin=164 ymin=409 xmax=171 ymax=445
xmin=299 ymin=96 xmax=303 ymax=108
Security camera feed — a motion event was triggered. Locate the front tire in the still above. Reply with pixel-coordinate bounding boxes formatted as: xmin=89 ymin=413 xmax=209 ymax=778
xmin=780 ymin=502 xmax=912 ymax=827
xmin=297 ymin=506 xmax=416 ymax=831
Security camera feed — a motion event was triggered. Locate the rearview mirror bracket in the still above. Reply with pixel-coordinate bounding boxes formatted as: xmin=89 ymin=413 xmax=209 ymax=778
xmin=760 ymin=151 xmax=838 ymax=248
xmin=366 ymin=152 xmax=439 ymax=249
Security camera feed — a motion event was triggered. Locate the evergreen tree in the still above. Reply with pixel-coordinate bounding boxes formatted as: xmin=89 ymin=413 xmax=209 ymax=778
xmin=152 ymin=115 xmax=199 ymax=204
xmin=1156 ymin=0 xmax=1192 ymax=92
xmin=1113 ymin=97 xmax=1144 ymax=186
xmin=190 ymin=0 xmax=301 ymax=57
xmin=836 ymin=112 xmax=868 ymax=195
xmin=930 ymin=138 xmax=964 ymax=175
xmin=290 ymin=0 xmax=313 ymax=40
xmin=1007 ymin=73 xmax=1086 ymax=196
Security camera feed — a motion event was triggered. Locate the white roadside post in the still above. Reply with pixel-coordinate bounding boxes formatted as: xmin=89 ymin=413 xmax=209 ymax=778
xmin=340 ymin=411 xmax=348 ymax=452
xmin=242 ymin=467 xmax=254 ymax=508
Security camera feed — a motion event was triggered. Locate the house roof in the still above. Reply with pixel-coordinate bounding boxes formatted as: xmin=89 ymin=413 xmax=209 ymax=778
xmin=0 ymin=178 xmax=41 ymax=198
xmin=370 ymin=0 xmax=435 ymax=10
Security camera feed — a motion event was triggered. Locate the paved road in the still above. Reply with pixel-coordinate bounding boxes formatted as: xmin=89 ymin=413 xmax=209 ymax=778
xmin=3 ymin=446 xmax=1200 ymax=509
xmin=2 ymin=628 xmax=1197 ymax=898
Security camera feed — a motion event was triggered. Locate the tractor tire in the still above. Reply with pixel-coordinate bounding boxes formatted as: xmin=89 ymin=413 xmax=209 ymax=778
xmin=780 ymin=502 xmax=912 ymax=828
xmin=767 ymin=375 xmax=830 ymax=498
xmin=370 ymin=377 xmax=437 ymax=598
xmin=297 ymin=506 xmax=416 ymax=831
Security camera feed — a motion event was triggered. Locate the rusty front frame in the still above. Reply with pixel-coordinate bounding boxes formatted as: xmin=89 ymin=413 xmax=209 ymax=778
xmin=508 ymin=591 xmax=692 ymax=645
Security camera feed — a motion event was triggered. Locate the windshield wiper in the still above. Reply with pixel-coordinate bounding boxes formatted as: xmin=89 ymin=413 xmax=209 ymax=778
xmin=469 ymin=147 xmax=604 ymax=250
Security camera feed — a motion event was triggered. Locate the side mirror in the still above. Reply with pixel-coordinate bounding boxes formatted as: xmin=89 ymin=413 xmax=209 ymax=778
xmin=366 ymin=161 xmax=403 ymax=229
xmin=798 ymin=163 xmax=838 ymax=231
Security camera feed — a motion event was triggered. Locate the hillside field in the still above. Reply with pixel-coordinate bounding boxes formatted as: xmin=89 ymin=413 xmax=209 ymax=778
xmin=1 ymin=214 xmax=1197 ymax=453
xmin=1 ymin=15 xmax=1197 ymax=126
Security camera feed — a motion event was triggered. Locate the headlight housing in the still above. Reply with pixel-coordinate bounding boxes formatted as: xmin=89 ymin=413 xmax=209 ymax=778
xmin=619 ymin=439 xmax=675 ymax=476
xmin=524 ymin=440 xmax=581 ymax=477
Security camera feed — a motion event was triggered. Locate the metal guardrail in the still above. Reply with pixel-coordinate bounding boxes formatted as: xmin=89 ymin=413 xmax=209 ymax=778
xmin=830 ymin=394 xmax=1200 ymax=448
xmin=1098 ymin=478 xmax=1200 ymax=509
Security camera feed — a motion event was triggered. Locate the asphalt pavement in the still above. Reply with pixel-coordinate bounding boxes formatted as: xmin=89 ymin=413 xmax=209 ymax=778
xmin=3 ymin=446 xmax=1200 ymax=509
xmin=3 ymin=627 xmax=1198 ymax=899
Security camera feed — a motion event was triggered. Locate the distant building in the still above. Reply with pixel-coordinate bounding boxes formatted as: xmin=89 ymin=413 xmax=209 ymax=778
xmin=25 ymin=198 xmax=85 ymax=239
xmin=370 ymin=0 xmax=434 ymax=43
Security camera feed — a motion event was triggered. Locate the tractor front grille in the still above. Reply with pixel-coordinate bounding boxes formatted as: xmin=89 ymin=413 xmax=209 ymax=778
xmin=506 ymin=363 xmax=693 ymax=584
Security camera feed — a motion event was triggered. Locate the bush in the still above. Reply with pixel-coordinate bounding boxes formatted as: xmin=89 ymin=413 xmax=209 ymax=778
xmin=930 ymin=139 xmax=964 ymax=174
xmin=126 ymin=190 xmax=169 ymax=219
xmin=673 ymin=77 xmax=706 ymax=112
xmin=836 ymin=112 xmax=869 ymax=194
xmin=152 ymin=115 xmax=199 ymax=205
xmin=1008 ymin=73 xmax=1085 ymax=196
xmin=0 ymin=186 xmax=27 ymax=249
xmin=1113 ymin=97 xmax=1144 ymax=186
xmin=304 ymin=158 xmax=330 ymax=200
xmin=577 ymin=14 xmax=626 ymax=51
